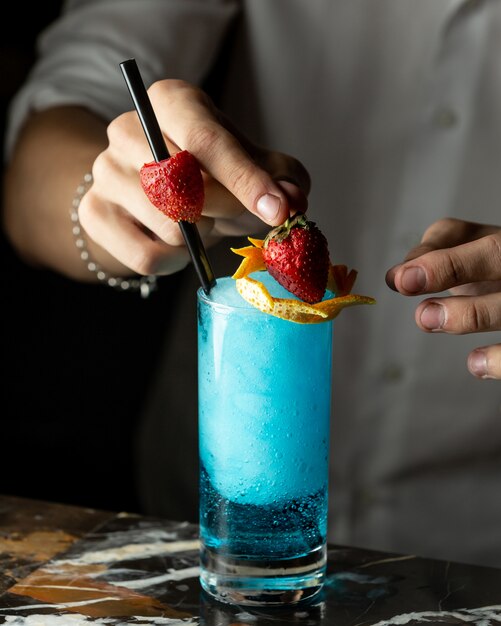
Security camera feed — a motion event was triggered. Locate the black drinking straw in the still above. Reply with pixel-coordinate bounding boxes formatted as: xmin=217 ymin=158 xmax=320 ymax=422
xmin=120 ymin=58 xmax=216 ymax=294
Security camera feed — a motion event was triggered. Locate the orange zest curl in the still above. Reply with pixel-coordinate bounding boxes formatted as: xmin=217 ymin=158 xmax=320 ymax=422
xmin=230 ymin=238 xmax=266 ymax=278
xmin=231 ymin=238 xmax=376 ymax=324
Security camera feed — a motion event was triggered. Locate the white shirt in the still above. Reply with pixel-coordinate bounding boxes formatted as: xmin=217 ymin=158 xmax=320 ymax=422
xmin=6 ymin=0 xmax=501 ymax=567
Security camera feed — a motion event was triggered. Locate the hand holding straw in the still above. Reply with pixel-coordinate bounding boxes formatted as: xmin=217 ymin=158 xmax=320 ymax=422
xmin=120 ymin=58 xmax=216 ymax=294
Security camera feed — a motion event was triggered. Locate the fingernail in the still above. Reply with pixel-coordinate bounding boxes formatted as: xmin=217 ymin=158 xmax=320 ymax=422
xmin=385 ymin=265 xmax=398 ymax=291
xmin=401 ymin=267 xmax=426 ymax=293
xmin=257 ymin=193 xmax=281 ymax=222
xmin=420 ymin=303 xmax=445 ymax=331
xmin=468 ymin=349 xmax=489 ymax=379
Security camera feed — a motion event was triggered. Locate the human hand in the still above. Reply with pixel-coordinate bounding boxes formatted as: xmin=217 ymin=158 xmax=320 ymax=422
xmin=386 ymin=218 xmax=501 ymax=380
xmin=79 ymin=79 xmax=309 ymax=278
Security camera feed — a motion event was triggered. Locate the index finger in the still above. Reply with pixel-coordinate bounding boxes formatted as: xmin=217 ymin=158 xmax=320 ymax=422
xmin=391 ymin=232 xmax=501 ymax=295
xmin=386 ymin=218 xmax=498 ymax=290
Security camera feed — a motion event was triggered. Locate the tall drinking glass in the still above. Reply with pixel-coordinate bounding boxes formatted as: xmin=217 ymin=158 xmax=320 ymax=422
xmin=198 ymin=273 xmax=333 ymax=605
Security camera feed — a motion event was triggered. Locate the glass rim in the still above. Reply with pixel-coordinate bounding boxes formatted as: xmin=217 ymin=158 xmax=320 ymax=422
xmin=197 ymin=285 xmax=266 ymax=315
xmin=197 ymin=288 xmax=336 ymax=328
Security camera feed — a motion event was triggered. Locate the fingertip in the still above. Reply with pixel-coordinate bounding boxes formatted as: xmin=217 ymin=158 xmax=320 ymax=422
xmin=468 ymin=349 xmax=489 ymax=379
xmin=255 ymin=178 xmax=311 ymax=225
xmin=468 ymin=347 xmax=501 ymax=380
xmin=256 ymin=193 xmax=284 ymax=225
xmin=418 ymin=302 xmax=445 ymax=331
xmin=276 ymin=180 xmax=309 ymax=215
xmin=385 ymin=265 xmax=399 ymax=291
xmin=394 ymin=265 xmax=427 ymax=295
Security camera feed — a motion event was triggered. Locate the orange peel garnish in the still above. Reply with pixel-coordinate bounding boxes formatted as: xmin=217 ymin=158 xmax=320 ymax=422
xmin=230 ymin=239 xmax=265 ymax=278
xmin=327 ymin=264 xmax=358 ymax=296
xmin=231 ymin=238 xmax=375 ymax=324
xmin=235 ymin=276 xmax=374 ymax=324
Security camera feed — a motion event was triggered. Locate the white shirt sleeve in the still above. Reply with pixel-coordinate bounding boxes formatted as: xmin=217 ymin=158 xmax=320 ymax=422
xmin=4 ymin=0 xmax=240 ymax=160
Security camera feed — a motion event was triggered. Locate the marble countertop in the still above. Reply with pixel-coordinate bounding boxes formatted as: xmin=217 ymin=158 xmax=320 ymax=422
xmin=0 ymin=494 xmax=500 ymax=625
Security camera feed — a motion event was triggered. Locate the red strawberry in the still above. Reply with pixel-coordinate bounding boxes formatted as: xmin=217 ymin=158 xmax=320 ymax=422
xmin=262 ymin=213 xmax=330 ymax=304
xmin=140 ymin=150 xmax=204 ymax=223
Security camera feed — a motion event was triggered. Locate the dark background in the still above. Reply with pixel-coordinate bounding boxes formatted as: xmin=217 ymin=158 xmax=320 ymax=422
xmin=0 ymin=3 xmax=64 ymax=158
xmin=0 ymin=4 xmax=185 ymax=515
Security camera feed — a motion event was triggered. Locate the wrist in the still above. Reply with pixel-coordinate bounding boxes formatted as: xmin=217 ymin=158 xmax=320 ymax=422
xmin=70 ymin=173 xmax=157 ymax=298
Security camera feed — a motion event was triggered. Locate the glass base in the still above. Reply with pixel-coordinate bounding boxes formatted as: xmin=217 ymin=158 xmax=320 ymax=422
xmin=200 ymin=544 xmax=326 ymax=606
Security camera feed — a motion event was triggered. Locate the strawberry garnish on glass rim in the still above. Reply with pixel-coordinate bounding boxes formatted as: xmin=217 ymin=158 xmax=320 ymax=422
xmin=231 ymin=214 xmax=375 ymax=324
xmin=261 ymin=214 xmax=330 ymax=304
xmin=140 ymin=150 xmax=204 ymax=223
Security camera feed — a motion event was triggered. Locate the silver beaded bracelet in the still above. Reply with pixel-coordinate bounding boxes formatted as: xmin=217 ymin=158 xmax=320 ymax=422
xmin=70 ymin=173 xmax=157 ymax=298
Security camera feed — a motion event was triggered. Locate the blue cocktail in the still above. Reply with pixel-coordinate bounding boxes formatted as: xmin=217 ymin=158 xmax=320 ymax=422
xmin=198 ymin=272 xmax=333 ymax=605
